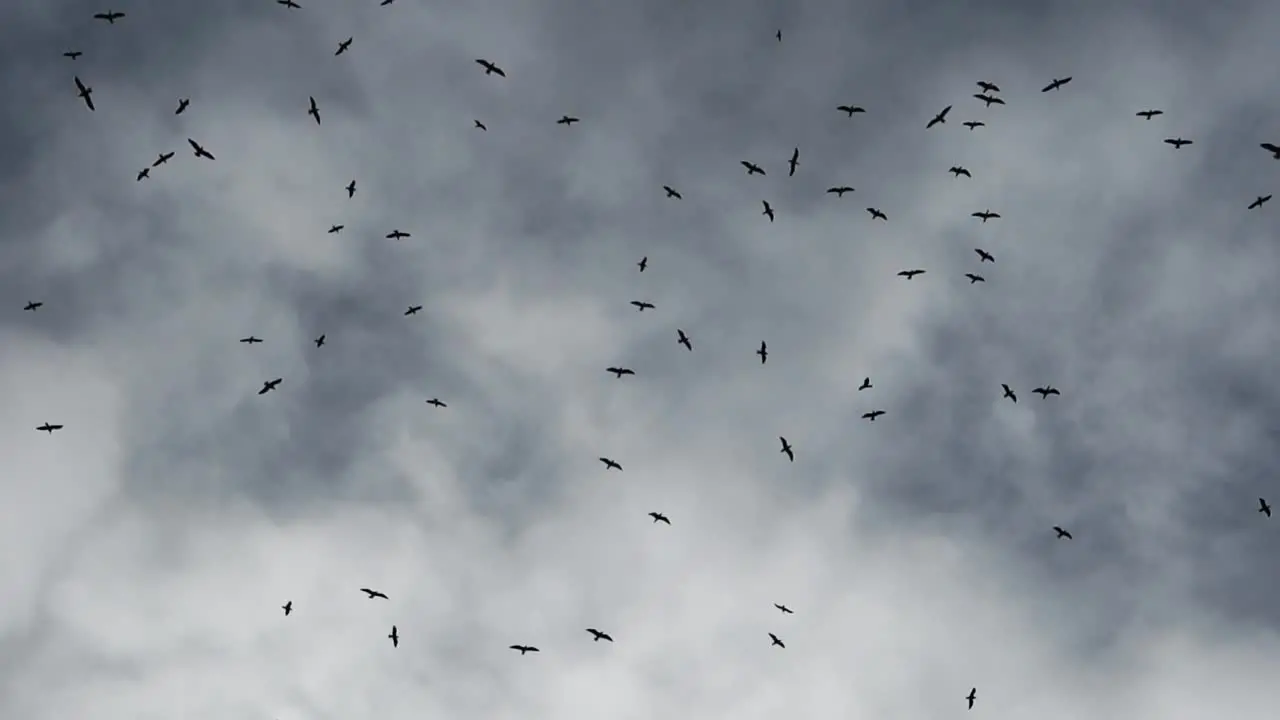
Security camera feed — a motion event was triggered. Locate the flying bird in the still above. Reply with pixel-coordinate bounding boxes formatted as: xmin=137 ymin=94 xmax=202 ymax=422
xmin=949 ymin=166 xmax=971 ymax=178
xmin=1002 ymin=384 xmax=1017 ymax=402
xmin=606 ymin=367 xmax=635 ymax=378
xmin=308 ymin=96 xmax=321 ymax=124
xmin=1136 ymin=109 xmax=1163 ymax=119
xmin=897 ymin=269 xmax=925 ymax=279
xmin=239 ymin=336 xmax=263 ymax=344
xmin=93 ymin=10 xmax=125 ymax=23
xmin=837 ymin=104 xmax=866 ymax=116
xmin=757 ymin=341 xmax=768 ymax=364
xmin=1164 ymin=137 xmax=1192 ymax=149
xmin=927 ymin=105 xmax=952 ymax=128
xmin=630 ymin=300 xmax=655 ymax=311
xmin=1261 ymin=143 xmax=1280 ymax=159
xmin=775 ymin=29 xmax=781 ymax=41
xmin=741 ymin=160 xmax=765 ymax=175
xmin=867 ymin=207 xmax=887 ymax=221
xmin=967 ymin=688 xmax=977 ymax=710
xmin=965 ymin=273 xmax=985 ymax=284
xmin=475 ymin=59 xmax=506 ymax=77
xmin=677 ymin=329 xmax=692 ymax=351
xmin=258 ymin=378 xmax=282 ymax=395
xmin=663 ymin=185 xmax=682 ymax=199
xmin=862 ymin=410 xmax=886 ymax=421
xmin=1053 ymin=526 xmax=1073 ymax=539
xmin=649 ymin=512 xmax=671 ymax=524
xmin=586 ymin=628 xmax=613 ymax=642
xmin=556 ymin=115 xmax=580 ymax=125
xmin=1041 ymin=76 xmax=1072 ymax=92
xmin=153 ymin=151 xmax=175 ymax=166
xmin=973 ymin=93 xmax=1005 ymax=107
xmin=63 ymin=51 xmax=82 ymax=60
xmin=769 ymin=633 xmax=785 ymax=648
xmin=360 ymin=588 xmax=388 ymax=599
xmin=404 ymin=305 xmax=422 ymax=315
xmin=774 ymin=603 xmax=793 ymax=614
xmin=282 ymin=601 xmax=292 ymax=616
xmin=23 ymin=301 xmax=42 ymax=311
xmin=426 ymin=398 xmax=447 ymax=408
xmin=788 ymin=147 xmax=799 ymax=177
xmin=277 ymin=0 xmax=301 ymax=8
xmin=1261 ymin=498 xmax=1272 ymax=517
xmin=762 ymin=200 xmax=775 ymax=222
xmin=637 ymin=256 xmax=647 ymax=272
xmin=328 ymin=224 xmax=343 ymax=234
xmin=1249 ymin=195 xmax=1272 ymax=210
xmin=858 ymin=377 xmax=871 ymax=391
xmin=474 ymin=119 xmax=487 ymax=130
xmin=188 ymin=138 xmax=215 ymax=160
xmin=509 ymin=645 xmax=539 ymax=655
xmin=37 ymin=423 xmax=63 ymax=433
xmin=386 ymin=230 xmax=409 ymax=240
xmin=976 ymin=81 xmax=1000 ymax=93
xmin=963 ymin=121 xmax=985 ymax=130
xmin=826 ymin=186 xmax=855 ymax=196
xmin=136 ymin=168 xmax=149 ymax=181
xmin=599 ymin=457 xmax=622 ymax=471
xmin=388 ymin=626 xmax=398 ymax=647
xmin=1033 ymin=386 xmax=1060 ymax=398
xmin=779 ymin=436 xmax=794 ymax=462
xmin=315 ymin=334 xmax=326 ymax=347
xmin=73 ymin=76 xmax=95 ymax=111
xmin=972 ymin=210 xmax=1000 ymax=222
xmin=975 ymin=248 xmax=994 ymax=262
xmin=175 ymin=98 xmax=190 ymax=115
xmin=336 ymin=37 xmax=352 ymax=55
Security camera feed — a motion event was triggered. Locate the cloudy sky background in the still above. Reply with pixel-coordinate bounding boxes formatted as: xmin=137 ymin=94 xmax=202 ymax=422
xmin=3 ymin=0 xmax=1280 ymax=717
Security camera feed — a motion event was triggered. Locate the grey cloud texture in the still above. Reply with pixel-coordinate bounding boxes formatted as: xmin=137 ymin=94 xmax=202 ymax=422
xmin=3 ymin=1 xmax=1280 ymax=718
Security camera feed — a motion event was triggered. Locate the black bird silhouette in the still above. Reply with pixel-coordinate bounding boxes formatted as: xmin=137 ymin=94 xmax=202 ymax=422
xmin=1033 ymin=386 xmax=1060 ymax=398
xmin=858 ymin=377 xmax=871 ymax=391
xmin=404 ymin=305 xmax=422 ymax=315
xmin=74 ymin=76 xmax=95 ymax=111
xmin=826 ymin=186 xmax=855 ymax=196
xmin=474 ymin=119 xmax=487 ymax=131
xmin=360 ymin=588 xmax=388 ymax=599
xmin=1136 ymin=109 xmax=1163 ymax=119
xmin=426 ymin=398 xmax=447 ymax=408
xmin=897 ymin=269 xmax=925 ymax=279
xmin=788 ymin=147 xmax=799 ymax=177
xmin=586 ymin=628 xmax=613 ymax=642
xmin=757 ymin=341 xmax=768 ymax=364
xmin=965 ymin=273 xmax=985 ymax=284
xmin=1248 ymin=195 xmax=1271 ymax=210
xmin=1002 ymin=384 xmax=1017 ymax=402
xmin=837 ymin=105 xmax=866 ymax=116
xmin=64 ymin=51 xmax=82 ymax=60
xmin=1164 ymin=137 xmax=1192 ymax=149
xmin=328 ymin=225 xmax=344 ymax=235
xmin=967 ymin=688 xmax=977 ymax=709
xmin=867 ymin=207 xmax=887 ymax=221
xmin=975 ymin=248 xmax=994 ymax=263
xmin=769 ymin=633 xmax=785 ymax=648
xmin=188 ymin=138 xmax=215 ymax=160
xmin=381 ymin=0 xmax=396 ymax=5
xmin=949 ymin=166 xmax=971 ymax=178
xmin=663 ymin=185 xmax=682 ymax=199
xmin=153 ymin=151 xmax=175 ymax=166
xmin=606 ymin=366 xmax=635 ymax=378
xmin=315 ymin=334 xmax=326 ymax=347
xmin=973 ymin=94 xmax=1005 ymax=107
xmin=741 ymin=160 xmax=766 ymax=176
xmin=775 ymin=29 xmax=781 ymax=41
xmin=258 ymin=378 xmax=282 ymax=395
xmin=556 ymin=115 xmax=580 ymax=126
xmin=637 ymin=256 xmax=647 ymax=272
xmin=282 ymin=601 xmax=292 ymax=616
xmin=23 ymin=301 xmax=42 ymax=311
xmin=976 ymin=81 xmax=1000 ymax=93
xmin=762 ymin=201 xmax=775 ymax=222
xmin=386 ymin=230 xmax=410 ymax=240
xmin=1260 ymin=498 xmax=1272 ymax=517
xmin=599 ymin=457 xmax=622 ymax=471
xmin=677 ymin=329 xmax=692 ymax=351
xmin=37 ymin=423 xmax=63 ymax=433
xmin=336 ymin=37 xmax=352 ymax=55
xmin=862 ymin=410 xmax=886 ymax=421
xmin=475 ymin=59 xmax=506 ymax=77
xmin=774 ymin=603 xmax=793 ymax=614
xmin=1261 ymin=143 xmax=1280 ymax=159
xmin=963 ymin=121 xmax=985 ymax=130
xmin=779 ymin=436 xmax=794 ymax=462
xmin=308 ymin=96 xmax=321 ymax=125
xmin=239 ymin=336 xmax=263 ymax=344
xmin=630 ymin=300 xmax=655 ymax=311
xmin=388 ymin=626 xmax=398 ymax=647
xmin=510 ymin=645 xmax=539 ymax=654
xmin=972 ymin=209 xmax=1000 ymax=222
xmin=927 ymin=105 xmax=952 ymax=129
xmin=1053 ymin=526 xmax=1072 ymax=539
xmin=1041 ymin=76 xmax=1072 ymax=92
xmin=277 ymin=0 xmax=301 ymax=8
xmin=94 ymin=10 xmax=125 ymax=23
xmin=649 ymin=512 xmax=671 ymax=524
xmin=136 ymin=168 xmax=150 ymax=182
xmin=175 ymin=98 xmax=190 ymax=115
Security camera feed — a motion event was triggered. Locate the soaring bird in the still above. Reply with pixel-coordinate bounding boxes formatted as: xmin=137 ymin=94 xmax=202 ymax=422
xmin=388 ymin=626 xmax=398 ymax=647
xmin=510 ymin=645 xmax=539 ymax=654
xmin=404 ymin=305 xmax=423 ymax=315
xmin=307 ymin=96 xmax=321 ymax=124
xmin=762 ymin=200 xmax=775 ymax=222
xmin=867 ymin=207 xmax=887 ymax=221
xmin=897 ymin=269 xmax=925 ymax=279
xmin=556 ymin=115 xmax=580 ymax=126
xmin=963 ymin=121 xmax=985 ymax=130
xmin=73 ymin=76 xmax=95 ymax=111
xmin=787 ymin=147 xmax=799 ymax=177
xmin=779 ymin=436 xmax=794 ymax=462
xmin=1041 ymin=76 xmax=1072 ymax=92
xmin=1136 ymin=109 xmax=1163 ymax=119
xmin=965 ymin=273 xmax=985 ymax=284
xmin=328 ymin=225 xmax=344 ymax=234
xmin=282 ymin=601 xmax=292 ymax=616
xmin=973 ymin=93 xmax=1005 ymax=107
xmin=277 ymin=0 xmax=301 ymax=7
xmin=826 ymin=186 xmax=855 ymax=196
xmin=175 ymin=98 xmax=190 ymax=114
xmin=975 ymin=248 xmax=994 ymax=263
xmin=314 ymin=334 xmax=326 ymax=347
xmin=345 ymin=180 xmax=357 ymax=198
xmin=768 ymin=633 xmax=785 ymax=648
xmin=1261 ymin=143 xmax=1280 ymax=159
xmin=859 ymin=377 xmax=871 ymax=391
xmin=239 ymin=336 xmax=263 ymax=344
xmin=586 ymin=628 xmax=613 ymax=642
xmin=677 ymin=329 xmax=692 ymax=351
xmin=949 ymin=166 xmax=971 ymax=178
xmin=188 ymin=138 xmax=215 ymax=160
xmin=837 ymin=104 xmax=866 ymax=116
xmin=663 ymin=185 xmax=682 ymax=199
xmin=1053 ymin=526 xmax=1073 ymax=539
xmin=862 ymin=410 xmax=886 ymax=421
xmin=927 ymin=105 xmax=952 ymax=129
xmin=1001 ymin=384 xmax=1017 ymax=402
xmin=153 ymin=151 xmax=175 ymax=166
xmin=475 ymin=59 xmax=506 ymax=77
xmin=474 ymin=119 xmax=487 ymax=131
xmin=775 ymin=29 xmax=782 ymax=41
xmin=135 ymin=168 xmax=150 ymax=182
xmin=63 ymin=51 xmax=83 ymax=60
xmin=757 ymin=341 xmax=768 ymax=364
xmin=774 ymin=603 xmax=793 ymax=614
xmin=649 ymin=512 xmax=671 ymax=525
xmin=426 ymin=398 xmax=447 ymax=408
xmin=966 ymin=688 xmax=977 ymax=709
xmin=1261 ymin=498 xmax=1272 ymax=517
xmin=630 ymin=300 xmax=655 ymax=311
xmin=1164 ymin=137 xmax=1192 ymax=149
xmin=1248 ymin=195 xmax=1271 ymax=210
xmin=606 ymin=366 xmax=635 ymax=378
xmin=972 ymin=209 xmax=1001 ymax=222
xmin=386 ymin=230 xmax=410 ymax=240
xmin=93 ymin=10 xmax=126 ymax=23
xmin=360 ymin=588 xmax=389 ymax=599
xmin=37 ymin=423 xmax=64 ymax=433
xmin=258 ymin=378 xmax=282 ymax=395
xmin=599 ymin=457 xmax=622 ymax=471
xmin=976 ymin=81 xmax=1000 ymax=93
xmin=1033 ymin=386 xmax=1060 ymax=398
xmin=23 ymin=301 xmax=42 ymax=311
xmin=637 ymin=256 xmax=647 ymax=272
xmin=741 ymin=160 xmax=766 ymax=175
xmin=336 ymin=37 xmax=352 ymax=55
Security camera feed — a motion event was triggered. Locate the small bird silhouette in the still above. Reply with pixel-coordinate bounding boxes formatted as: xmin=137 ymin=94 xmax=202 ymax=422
xmin=858 ymin=377 xmax=872 ymax=391
xmin=649 ymin=512 xmax=671 ymax=525
xmin=774 ymin=603 xmax=793 ymax=614
xmin=282 ymin=601 xmax=292 ymax=616
xmin=586 ymin=628 xmax=613 ymax=642
xmin=769 ymin=633 xmax=785 ymax=648
xmin=1053 ymin=526 xmax=1073 ymax=539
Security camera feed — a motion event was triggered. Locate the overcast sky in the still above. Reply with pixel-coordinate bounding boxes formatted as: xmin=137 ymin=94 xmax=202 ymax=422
xmin=3 ymin=0 xmax=1280 ymax=718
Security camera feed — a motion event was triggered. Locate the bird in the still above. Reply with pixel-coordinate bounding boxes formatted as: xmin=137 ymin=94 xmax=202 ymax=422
xmin=599 ymin=458 xmax=622 ymax=471
xmin=426 ymin=398 xmax=447 ymax=408
xmin=965 ymin=273 xmax=985 ymax=284
xmin=949 ymin=166 xmax=971 ymax=178
xmin=153 ymin=151 xmax=175 ymax=166
xmin=336 ymin=37 xmax=352 ymax=55
xmin=258 ymin=378 xmax=282 ymax=395
xmin=1136 ymin=109 xmax=1163 ymax=119
xmin=314 ymin=334 xmax=326 ymax=347
xmin=649 ymin=512 xmax=671 ymax=525
xmin=73 ymin=76 xmax=95 ymax=111
xmin=175 ymin=98 xmax=190 ymax=115
xmin=897 ymin=269 xmax=925 ymax=279
xmin=277 ymin=0 xmax=301 ymax=8
xmin=187 ymin=138 xmax=215 ymax=160
xmin=837 ymin=104 xmax=866 ymax=116
xmin=862 ymin=410 xmax=886 ymax=421
xmin=976 ymin=81 xmax=1000 ymax=93
xmin=239 ymin=336 xmax=263 ymax=344
xmin=346 ymin=180 xmax=357 ymax=198
xmin=388 ymin=626 xmax=398 ymax=647
xmin=509 ymin=645 xmax=539 ymax=655
xmin=858 ymin=377 xmax=871 ymax=391
xmin=975 ymin=248 xmax=994 ymax=263
xmin=630 ymin=300 xmax=655 ymax=311
xmin=775 ymin=29 xmax=782 ymax=41
xmin=1001 ymin=384 xmax=1017 ymax=402
xmin=93 ymin=10 xmax=126 ymax=23
xmin=677 ymin=329 xmax=692 ymax=351
xmin=23 ymin=301 xmax=42 ymax=311
xmin=768 ymin=633 xmax=785 ymax=648
xmin=586 ymin=628 xmax=613 ymax=642
xmin=774 ymin=603 xmax=793 ymax=614
xmin=360 ymin=588 xmax=388 ymax=599
xmin=606 ymin=367 xmax=635 ymax=378
xmin=386 ymin=230 xmax=410 ymax=240
xmin=475 ymin=59 xmax=506 ymax=77
xmin=966 ymin=688 xmax=977 ymax=709
xmin=779 ymin=437 xmax=794 ymax=462
xmin=663 ymin=185 xmax=682 ymax=199
xmin=1261 ymin=143 xmax=1280 ymax=159
xmin=637 ymin=256 xmax=648 ymax=272
xmin=327 ymin=225 xmax=343 ymax=234
xmin=381 ymin=0 xmax=396 ymax=5
xmin=282 ymin=601 xmax=292 ymax=616
xmin=474 ymin=119 xmax=487 ymax=131
xmin=1041 ymin=76 xmax=1072 ymax=92
xmin=927 ymin=105 xmax=952 ymax=128
xmin=740 ymin=160 xmax=765 ymax=175
xmin=556 ymin=115 xmax=580 ymax=126
xmin=404 ymin=305 xmax=423 ymax=316
xmin=1032 ymin=386 xmax=1060 ymax=398
xmin=136 ymin=168 xmax=150 ymax=182
xmin=1164 ymin=137 xmax=1192 ymax=149
xmin=307 ymin=96 xmax=321 ymax=125
xmin=972 ymin=209 xmax=1001 ymax=222
xmin=63 ymin=51 xmax=82 ymax=60
xmin=973 ymin=93 xmax=1005 ymax=107
xmin=826 ymin=186 xmax=855 ymax=196
xmin=963 ymin=121 xmax=985 ymax=130
xmin=1260 ymin=498 xmax=1272 ymax=517
xmin=1248 ymin=195 xmax=1271 ymax=210
xmin=762 ymin=201 xmax=775 ymax=222
xmin=787 ymin=147 xmax=799 ymax=177
xmin=757 ymin=341 xmax=768 ymax=364
xmin=867 ymin=207 xmax=887 ymax=221
xmin=1053 ymin=526 xmax=1073 ymax=539
xmin=37 ymin=423 xmax=64 ymax=434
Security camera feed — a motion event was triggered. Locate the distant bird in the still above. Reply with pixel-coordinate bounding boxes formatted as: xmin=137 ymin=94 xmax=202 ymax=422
xmin=949 ymin=166 xmax=971 ymax=178
xmin=1164 ymin=137 xmax=1192 ymax=149
xmin=975 ymin=248 xmax=994 ymax=263
xmin=897 ymin=269 xmax=925 ymax=279
xmin=768 ymin=633 xmax=785 ymax=648
xmin=599 ymin=457 xmax=622 ymax=471
xmin=23 ymin=301 xmax=42 ymax=311
xmin=404 ymin=305 xmax=422 ymax=315
xmin=175 ymin=98 xmax=190 ymax=115
xmin=827 ymin=186 xmax=855 ymax=196
xmin=1261 ymin=498 xmax=1272 ymax=518
xmin=966 ymin=688 xmax=977 ymax=710
xmin=963 ymin=121 xmax=985 ymax=130
xmin=741 ymin=160 xmax=766 ymax=176
xmin=774 ymin=603 xmax=793 ymax=614
xmin=1248 ymin=194 xmax=1271 ymax=210
xmin=386 ymin=230 xmax=409 ymax=240
xmin=837 ymin=105 xmax=866 ymax=116
xmin=510 ymin=645 xmax=539 ymax=655
xmin=788 ymin=147 xmax=799 ymax=177
xmin=258 ymin=378 xmax=282 ymax=395
xmin=474 ymin=119 xmax=487 ymax=131
xmin=775 ymin=29 xmax=782 ymax=42
xmin=1136 ymin=109 xmax=1163 ymax=120
xmin=282 ymin=601 xmax=292 ymax=616
xmin=153 ymin=151 xmax=175 ymax=166
xmin=188 ymin=138 xmax=215 ymax=160
xmin=606 ymin=366 xmax=635 ymax=378
xmin=663 ymin=185 xmax=682 ymax=199
xmin=1261 ymin=143 xmax=1280 ymax=159
xmin=1041 ymin=76 xmax=1072 ymax=92
xmin=976 ymin=81 xmax=1000 ymax=93
xmin=136 ymin=167 xmax=150 ymax=181
xmin=677 ymin=329 xmax=692 ymax=351
xmin=779 ymin=436 xmax=794 ymax=462
xmin=63 ymin=51 xmax=82 ymax=60
xmin=862 ymin=410 xmax=886 ymax=421
xmin=381 ymin=0 xmax=396 ymax=5
xmin=586 ymin=628 xmax=613 ymax=642
xmin=973 ymin=94 xmax=1005 ymax=107
xmin=762 ymin=201 xmax=775 ymax=222
xmin=336 ymin=37 xmax=352 ymax=55
xmin=360 ymin=588 xmax=388 ymax=599
xmin=965 ymin=273 xmax=985 ymax=284
xmin=475 ymin=59 xmax=506 ymax=77
xmin=346 ymin=181 xmax=357 ymax=198
xmin=637 ymin=256 xmax=647 ymax=272
xmin=867 ymin=207 xmax=887 ymax=221
xmin=328 ymin=225 xmax=343 ymax=234
xmin=277 ymin=0 xmax=301 ymax=8
xmin=1053 ymin=526 xmax=1072 ymax=539
xmin=556 ymin=115 xmax=580 ymax=126
xmin=73 ymin=76 xmax=95 ymax=111
xmin=93 ymin=10 xmax=126 ymax=23
xmin=1032 ymin=386 xmax=1060 ymax=398
xmin=1001 ymin=384 xmax=1017 ymax=402
xmin=388 ymin=626 xmax=398 ymax=647
xmin=972 ymin=210 xmax=1001 ymax=222
xmin=239 ymin=336 xmax=263 ymax=344
xmin=308 ymin=96 xmax=321 ymax=124
xmin=37 ymin=423 xmax=63 ymax=434
xmin=927 ymin=105 xmax=952 ymax=129
xmin=757 ymin=341 xmax=768 ymax=364
xmin=426 ymin=398 xmax=447 ymax=408
xmin=630 ymin=300 xmax=655 ymax=311
xmin=314 ymin=334 xmax=326 ymax=347
xmin=858 ymin=377 xmax=871 ymax=391
xmin=649 ymin=512 xmax=671 ymax=525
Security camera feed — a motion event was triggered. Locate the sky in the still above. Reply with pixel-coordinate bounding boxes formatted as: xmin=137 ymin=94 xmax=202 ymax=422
xmin=2 ymin=0 xmax=1280 ymax=718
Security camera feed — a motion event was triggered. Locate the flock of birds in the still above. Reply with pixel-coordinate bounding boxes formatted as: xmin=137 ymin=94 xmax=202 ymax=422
xmin=18 ymin=5 xmax=1280 ymax=714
